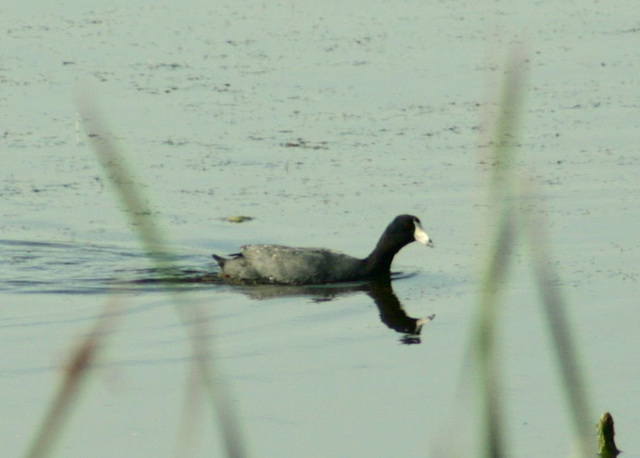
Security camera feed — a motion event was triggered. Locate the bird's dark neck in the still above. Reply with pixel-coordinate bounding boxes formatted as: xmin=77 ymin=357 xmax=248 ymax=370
xmin=363 ymin=236 xmax=405 ymax=276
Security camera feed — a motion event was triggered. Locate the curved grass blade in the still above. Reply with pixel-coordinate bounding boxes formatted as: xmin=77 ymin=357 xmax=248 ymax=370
xmin=473 ymin=50 xmax=526 ymax=458
xmin=77 ymin=96 xmax=246 ymax=458
xmin=24 ymin=299 xmax=120 ymax=458
xmin=25 ymin=96 xmax=246 ymax=458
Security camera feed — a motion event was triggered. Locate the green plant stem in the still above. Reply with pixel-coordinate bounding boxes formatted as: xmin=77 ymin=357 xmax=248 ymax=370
xmin=79 ymin=98 xmax=246 ymax=458
xmin=598 ymin=412 xmax=620 ymax=457
xmin=523 ymin=204 xmax=593 ymax=457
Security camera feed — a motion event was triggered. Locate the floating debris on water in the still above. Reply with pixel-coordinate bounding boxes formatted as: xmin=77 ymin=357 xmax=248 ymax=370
xmin=223 ymin=215 xmax=254 ymax=223
xmin=281 ymin=138 xmax=328 ymax=150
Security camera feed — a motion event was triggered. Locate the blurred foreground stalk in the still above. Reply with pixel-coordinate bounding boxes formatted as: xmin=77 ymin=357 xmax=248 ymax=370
xmin=474 ymin=50 xmax=593 ymax=457
xmin=24 ymin=98 xmax=246 ymax=458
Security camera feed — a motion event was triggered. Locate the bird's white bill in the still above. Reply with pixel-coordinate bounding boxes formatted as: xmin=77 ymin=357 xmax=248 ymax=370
xmin=414 ymin=220 xmax=434 ymax=247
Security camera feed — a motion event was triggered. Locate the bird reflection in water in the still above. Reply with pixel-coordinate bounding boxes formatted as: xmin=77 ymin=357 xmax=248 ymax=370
xmin=222 ymin=273 xmax=435 ymax=345
xmin=129 ymin=270 xmax=435 ymax=344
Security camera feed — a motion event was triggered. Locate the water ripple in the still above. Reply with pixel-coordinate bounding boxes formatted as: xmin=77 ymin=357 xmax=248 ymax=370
xmin=0 ymin=239 xmax=217 ymax=294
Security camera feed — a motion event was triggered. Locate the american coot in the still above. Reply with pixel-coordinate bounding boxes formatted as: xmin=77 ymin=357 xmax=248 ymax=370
xmin=213 ymin=214 xmax=433 ymax=285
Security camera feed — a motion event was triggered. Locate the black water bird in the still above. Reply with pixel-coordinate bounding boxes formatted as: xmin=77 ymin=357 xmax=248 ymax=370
xmin=213 ymin=214 xmax=433 ymax=285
